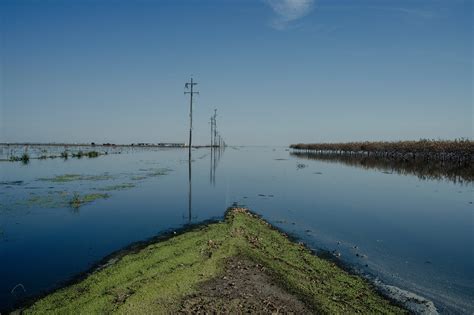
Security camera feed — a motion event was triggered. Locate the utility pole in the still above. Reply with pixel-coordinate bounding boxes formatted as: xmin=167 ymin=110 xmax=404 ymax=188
xmin=184 ymin=77 xmax=199 ymax=161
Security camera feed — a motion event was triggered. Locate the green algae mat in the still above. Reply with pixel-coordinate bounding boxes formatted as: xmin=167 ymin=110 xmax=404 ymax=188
xmin=24 ymin=208 xmax=405 ymax=314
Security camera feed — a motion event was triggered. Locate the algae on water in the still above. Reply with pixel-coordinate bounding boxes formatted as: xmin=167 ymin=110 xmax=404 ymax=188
xmin=69 ymin=193 xmax=110 ymax=208
xmin=95 ymin=183 xmax=136 ymax=191
xmin=38 ymin=173 xmax=115 ymax=183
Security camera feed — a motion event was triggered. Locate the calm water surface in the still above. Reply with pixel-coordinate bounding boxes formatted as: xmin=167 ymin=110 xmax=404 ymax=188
xmin=0 ymin=147 xmax=472 ymax=313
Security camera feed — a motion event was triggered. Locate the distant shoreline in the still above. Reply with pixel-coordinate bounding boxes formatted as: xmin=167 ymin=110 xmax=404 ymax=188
xmin=0 ymin=143 xmax=218 ymax=149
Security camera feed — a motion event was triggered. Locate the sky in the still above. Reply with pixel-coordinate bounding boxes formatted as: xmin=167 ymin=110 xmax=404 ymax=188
xmin=0 ymin=0 xmax=472 ymax=146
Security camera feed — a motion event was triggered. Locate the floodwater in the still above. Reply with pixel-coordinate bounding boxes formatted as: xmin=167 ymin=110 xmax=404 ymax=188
xmin=0 ymin=146 xmax=472 ymax=313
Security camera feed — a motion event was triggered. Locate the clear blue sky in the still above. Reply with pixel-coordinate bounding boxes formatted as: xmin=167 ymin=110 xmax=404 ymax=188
xmin=1 ymin=0 xmax=472 ymax=145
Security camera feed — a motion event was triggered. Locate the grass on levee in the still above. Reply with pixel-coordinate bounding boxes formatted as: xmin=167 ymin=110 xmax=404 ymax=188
xmin=23 ymin=208 xmax=406 ymax=314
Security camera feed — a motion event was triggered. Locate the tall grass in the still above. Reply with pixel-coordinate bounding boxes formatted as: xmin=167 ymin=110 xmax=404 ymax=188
xmin=290 ymin=139 xmax=473 ymax=162
xmin=9 ymin=153 xmax=30 ymax=164
xmin=87 ymin=151 xmax=99 ymax=158
xmin=72 ymin=151 xmax=84 ymax=158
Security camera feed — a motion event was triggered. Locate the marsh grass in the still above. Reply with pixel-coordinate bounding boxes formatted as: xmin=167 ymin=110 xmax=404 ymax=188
xmin=72 ymin=151 xmax=84 ymax=158
xmin=9 ymin=153 xmax=30 ymax=164
xmin=69 ymin=193 xmax=109 ymax=208
xmin=21 ymin=153 xmax=30 ymax=164
xmin=87 ymin=151 xmax=100 ymax=158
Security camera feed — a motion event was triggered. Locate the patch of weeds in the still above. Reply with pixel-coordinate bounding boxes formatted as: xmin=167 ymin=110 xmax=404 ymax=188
xmin=25 ymin=192 xmax=70 ymax=208
xmin=9 ymin=154 xmax=30 ymax=164
xmin=69 ymin=193 xmax=81 ymax=208
xmin=61 ymin=151 xmax=69 ymax=159
xmin=131 ymin=176 xmax=147 ymax=181
xmin=96 ymin=183 xmax=135 ymax=191
xmin=38 ymin=173 xmax=115 ymax=183
xmin=70 ymin=193 xmax=109 ymax=208
xmin=145 ymin=168 xmax=172 ymax=177
xmin=20 ymin=153 xmax=30 ymax=164
xmin=87 ymin=151 xmax=100 ymax=158
xmin=72 ymin=151 xmax=84 ymax=158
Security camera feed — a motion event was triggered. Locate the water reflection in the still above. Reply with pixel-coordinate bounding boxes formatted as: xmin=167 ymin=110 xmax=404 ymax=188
xmin=187 ymin=146 xmax=225 ymax=223
xmin=188 ymin=155 xmax=192 ymax=223
xmin=291 ymin=152 xmax=474 ymax=184
xmin=210 ymin=146 xmax=224 ymax=186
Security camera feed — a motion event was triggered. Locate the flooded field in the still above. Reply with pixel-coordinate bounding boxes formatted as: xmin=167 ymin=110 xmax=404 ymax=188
xmin=0 ymin=146 xmax=472 ymax=313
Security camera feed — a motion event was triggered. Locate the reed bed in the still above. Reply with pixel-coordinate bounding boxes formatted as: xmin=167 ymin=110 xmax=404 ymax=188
xmin=290 ymin=139 xmax=473 ymax=163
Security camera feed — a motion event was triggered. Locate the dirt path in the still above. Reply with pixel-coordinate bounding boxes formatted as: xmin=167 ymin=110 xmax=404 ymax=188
xmin=179 ymin=256 xmax=313 ymax=314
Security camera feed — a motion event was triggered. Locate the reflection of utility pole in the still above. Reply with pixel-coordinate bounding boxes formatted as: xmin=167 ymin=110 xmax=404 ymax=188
xmin=188 ymin=158 xmax=192 ymax=222
xmin=184 ymin=77 xmax=199 ymax=161
xmin=213 ymin=109 xmax=217 ymax=147
xmin=210 ymin=117 xmax=214 ymax=147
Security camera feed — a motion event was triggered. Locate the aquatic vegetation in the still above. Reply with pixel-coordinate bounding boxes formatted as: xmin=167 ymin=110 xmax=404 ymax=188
xmin=38 ymin=155 xmax=48 ymax=160
xmin=25 ymin=192 xmax=70 ymax=208
xmin=87 ymin=151 xmax=99 ymax=158
xmin=38 ymin=173 xmax=115 ymax=183
xmin=95 ymin=183 xmax=135 ymax=191
xmin=60 ymin=151 xmax=69 ymax=159
xmin=146 ymin=168 xmax=172 ymax=177
xmin=69 ymin=193 xmax=109 ymax=208
xmin=290 ymin=139 xmax=474 ymax=163
xmin=20 ymin=153 xmax=30 ymax=164
xmin=129 ymin=168 xmax=172 ymax=181
xmin=9 ymin=153 xmax=30 ymax=164
xmin=72 ymin=151 xmax=84 ymax=158
xmin=24 ymin=208 xmax=405 ymax=314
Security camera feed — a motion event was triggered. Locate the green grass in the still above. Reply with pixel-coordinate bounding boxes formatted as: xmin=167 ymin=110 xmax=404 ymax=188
xmin=24 ymin=208 xmax=405 ymax=314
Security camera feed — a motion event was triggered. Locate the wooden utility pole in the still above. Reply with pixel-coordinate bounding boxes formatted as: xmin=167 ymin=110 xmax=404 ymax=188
xmin=184 ymin=77 xmax=199 ymax=160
